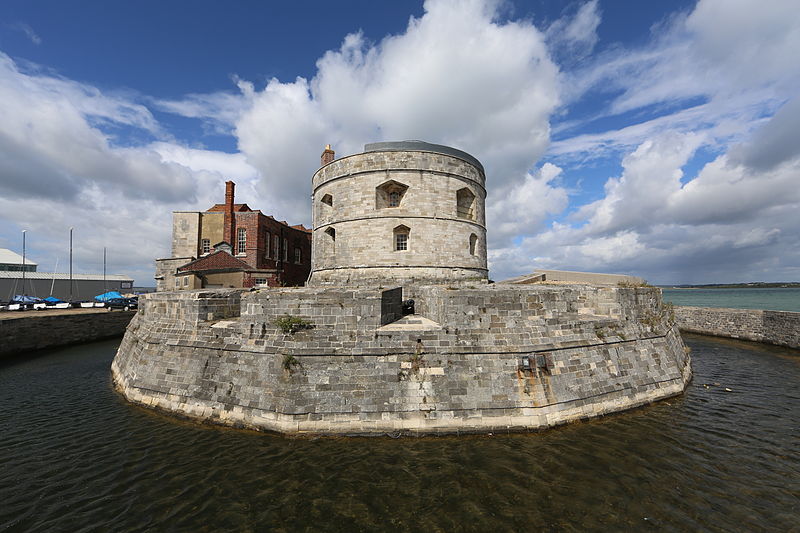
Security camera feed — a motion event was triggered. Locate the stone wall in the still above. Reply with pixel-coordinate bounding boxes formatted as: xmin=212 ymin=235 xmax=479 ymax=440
xmin=675 ymin=306 xmax=800 ymax=349
xmin=309 ymin=144 xmax=488 ymax=286
xmin=0 ymin=310 xmax=136 ymax=358
xmin=112 ymin=285 xmax=691 ymax=435
xmin=171 ymin=212 xmax=200 ymax=258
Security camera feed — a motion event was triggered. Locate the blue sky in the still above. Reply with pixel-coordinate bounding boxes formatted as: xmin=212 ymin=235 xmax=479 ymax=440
xmin=1 ymin=0 xmax=798 ymax=286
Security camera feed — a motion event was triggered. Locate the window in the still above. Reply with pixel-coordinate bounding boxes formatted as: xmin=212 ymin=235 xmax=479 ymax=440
xmin=456 ymin=188 xmax=476 ymax=220
xmin=237 ymin=228 xmax=247 ymax=254
xmin=393 ymin=225 xmax=410 ymax=251
xmin=376 ymin=180 xmax=409 ymax=209
xmin=325 ymin=227 xmax=336 ymax=253
xmin=254 ymin=277 xmax=268 ymax=286
xmin=283 ymin=238 xmax=288 ymax=262
xmin=183 ymin=276 xmax=189 ymax=287
xmin=174 ymin=278 xmax=180 ymax=288
xmin=321 ymin=193 xmax=333 ymax=206
xmin=295 ymin=247 xmax=302 ymax=264
xmin=201 ymin=239 xmax=210 ymax=254
xmin=273 ymin=235 xmax=280 ymax=259
xmin=469 ymin=233 xmax=478 ymax=256
xmin=265 ymin=232 xmax=271 ymax=258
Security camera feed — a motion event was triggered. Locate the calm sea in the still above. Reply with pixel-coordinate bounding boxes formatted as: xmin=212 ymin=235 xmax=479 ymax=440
xmin=661 ymin=287 xmax=800 ymax=312
xmin=1 ymin=337 xmax=798 ymax=531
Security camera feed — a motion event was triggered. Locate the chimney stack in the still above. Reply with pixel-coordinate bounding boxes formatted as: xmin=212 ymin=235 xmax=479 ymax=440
xmin=223 ymin=180 xmax=236 ymax=247
xmin=321 ymin=144 xmax=335 ymax=166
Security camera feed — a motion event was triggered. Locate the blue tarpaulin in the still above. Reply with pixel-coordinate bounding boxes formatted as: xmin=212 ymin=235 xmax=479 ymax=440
xmin=94 ymin=291 xmax=123 ymax=301
xmin=44 ymin=297 xmax=62 ymax=303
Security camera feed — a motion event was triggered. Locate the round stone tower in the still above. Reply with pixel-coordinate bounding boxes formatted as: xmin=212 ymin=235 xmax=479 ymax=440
xmin=308 ymin=140 xmax=488 ymax=286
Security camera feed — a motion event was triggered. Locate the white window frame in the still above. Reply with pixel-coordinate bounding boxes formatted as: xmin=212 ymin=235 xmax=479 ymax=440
xmin=237 ymin=228 xmax=247 ymax=255
xmin=395 ymin=232 xmax=408 ymax=251
xmin=201 ymin=239 xmax=210 ymax=255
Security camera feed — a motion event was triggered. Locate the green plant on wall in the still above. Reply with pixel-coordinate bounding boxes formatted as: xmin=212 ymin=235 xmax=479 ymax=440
xmin=282 ymin=354 xmax=300 ymax=373
xmin=274 ymin=315 xmax=313 ymax=334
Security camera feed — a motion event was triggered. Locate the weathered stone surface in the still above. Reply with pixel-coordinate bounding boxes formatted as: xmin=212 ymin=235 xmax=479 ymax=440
xmin=309 ymin=145 xmax=488 ymax=286
xmin=675 ymin=306 xmax=800 ymax=349
xmin=112 ymin=285 xmax=691 ymax=435
xmin=0 ymin=310 xmax=135 ymax=357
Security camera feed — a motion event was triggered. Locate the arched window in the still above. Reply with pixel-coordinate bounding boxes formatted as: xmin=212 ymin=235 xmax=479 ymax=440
xmin=393 ymin=225 xmax=410 ymax=251
xmin=456 ymin=188 xmax=476 ymax=220
xmin=325 ymin=227 xmax=336 ymax=253
xmin=376 ymin=180 xmax=409 ymax=209
xmin=469 ymin=233 xmax=478 ymax=256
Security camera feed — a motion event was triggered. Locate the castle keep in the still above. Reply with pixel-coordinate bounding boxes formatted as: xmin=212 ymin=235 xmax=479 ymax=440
xmin=112 ymin=141 xmax=691 ymax=436
xmin=310 ymin=141 xmax=487 ymax=285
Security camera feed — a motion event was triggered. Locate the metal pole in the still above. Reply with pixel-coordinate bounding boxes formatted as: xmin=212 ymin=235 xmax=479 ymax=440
xmin=103 ymin=246 xmax=106 ymax=293
xmin=69 ymin=227 xmax=73 ymax=302
xmin=21 ymin=230 xmax=26 ymax=296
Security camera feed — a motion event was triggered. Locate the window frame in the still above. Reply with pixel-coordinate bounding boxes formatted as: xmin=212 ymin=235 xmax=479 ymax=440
xmin=237 ymin=227 xmax=247 ymax=255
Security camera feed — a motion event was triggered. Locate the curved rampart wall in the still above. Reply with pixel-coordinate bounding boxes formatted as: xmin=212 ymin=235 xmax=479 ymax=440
xmin=112 ymin=286 xmax=691 ymax=436
xmin=309 ymin=146 xmax=487 ymax=285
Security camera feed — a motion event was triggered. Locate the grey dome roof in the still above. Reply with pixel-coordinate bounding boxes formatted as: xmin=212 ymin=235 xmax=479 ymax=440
xmin=364 ymin=140 xmax=484 ymax=174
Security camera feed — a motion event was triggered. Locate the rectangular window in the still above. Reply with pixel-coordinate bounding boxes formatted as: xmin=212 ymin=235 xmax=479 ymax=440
xmin=254 ymin=277 xmax=268 ymax=286
xmin=273 ymin=235 xmax=280 ymax=259
xmin=201 ymin=238 xmax=210 ymax=254
xmin=174 ymin=278 xmax=180 ymax=288
xmin=237 ymin=228 xmax=247 ymax=254
xmin=395 ymin=233 xmax=408 ymax=251
xmin=265 ymin=232 xmax=271 ymax=258
xmin=294 ymin=248 xmax=301 ymax=264
xmin=183 ymin=277 xmax=188 ymax=287
xmin=283 ymin=238 xmax=288 ymax=262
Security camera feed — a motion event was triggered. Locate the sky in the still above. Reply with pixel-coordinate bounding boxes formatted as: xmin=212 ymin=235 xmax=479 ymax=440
xmin=1 ymin=0 xmax=798 ymax=286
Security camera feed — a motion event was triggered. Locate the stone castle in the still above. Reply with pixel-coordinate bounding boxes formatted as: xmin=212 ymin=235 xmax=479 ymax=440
xmin=112 ymin=141 xmax=691 ymax=435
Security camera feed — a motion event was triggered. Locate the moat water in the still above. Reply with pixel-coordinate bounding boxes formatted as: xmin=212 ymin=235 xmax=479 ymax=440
xmin=1 ymin=336 xmax=797 ymax=532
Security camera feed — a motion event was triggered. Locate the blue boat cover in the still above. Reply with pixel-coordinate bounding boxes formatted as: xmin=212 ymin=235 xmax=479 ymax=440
xmin=12 ymin=295 xmax=42 ymax=304
xmin=95 ymin=291 xmax=124 ymax=301
xmin=44 ymin=296 xmax=62 ymax=303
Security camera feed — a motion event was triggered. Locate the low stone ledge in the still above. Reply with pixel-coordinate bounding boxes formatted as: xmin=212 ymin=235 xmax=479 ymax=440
xmin=675 ymin=306 xmax=800 ymax=349
xmin=0 ymin=310 xmax=136 ymax=357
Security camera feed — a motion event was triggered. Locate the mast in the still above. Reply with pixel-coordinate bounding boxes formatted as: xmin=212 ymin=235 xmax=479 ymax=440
xmin=21 ymin=230 xmax=26 ymax=297
xmin=103 ymin=246 xmax=107 ymax=293
xmin=69 ymin=227 xmax=74 ymax=301
xmin=50 ymin=257 xmax=59 ymax=297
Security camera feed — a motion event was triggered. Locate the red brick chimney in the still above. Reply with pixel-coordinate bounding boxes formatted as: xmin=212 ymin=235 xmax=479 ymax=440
xmin=321 ymin=144 xmax=335 ymax=166
xmin=223 ymin=180 xmax=236 ymax=246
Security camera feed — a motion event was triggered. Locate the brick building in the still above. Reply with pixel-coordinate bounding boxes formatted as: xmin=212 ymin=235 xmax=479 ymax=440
xmin=155 ymin=181 xmax=311 ymax=291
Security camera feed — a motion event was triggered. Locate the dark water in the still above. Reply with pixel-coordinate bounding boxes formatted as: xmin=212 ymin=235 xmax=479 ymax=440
xmin=1 ymin=337 xmax=798 ymax=532
xmin=662 ymin=287 xmax=800 ymax=312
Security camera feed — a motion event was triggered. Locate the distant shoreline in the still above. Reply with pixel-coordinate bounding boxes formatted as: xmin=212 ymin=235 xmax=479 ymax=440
xmin=661 ymin=283 xmax=800 ymax=290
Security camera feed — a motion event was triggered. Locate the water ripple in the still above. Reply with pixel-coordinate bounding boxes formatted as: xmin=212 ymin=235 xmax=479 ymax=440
xmin=0 ymin=335 xmax=798 ymax=532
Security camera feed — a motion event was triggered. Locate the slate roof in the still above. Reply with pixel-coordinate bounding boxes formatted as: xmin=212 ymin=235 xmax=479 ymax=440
xmin=177 ymin=251 xmax=253 ymax=273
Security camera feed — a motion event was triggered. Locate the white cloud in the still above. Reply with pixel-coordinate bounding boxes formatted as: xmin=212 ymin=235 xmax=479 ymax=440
xmin=546 ymin=0 xmax=601 ymax=63
xmin=231 ymin=0 xmax=562 ymax=236
xmin=10 ymin=22 xmax=41 ymax=45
